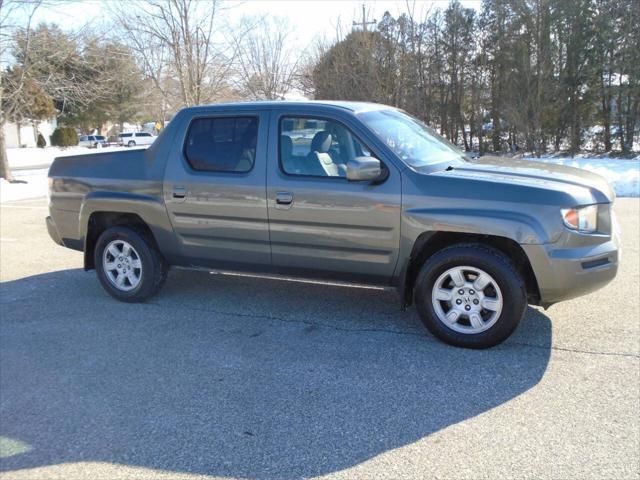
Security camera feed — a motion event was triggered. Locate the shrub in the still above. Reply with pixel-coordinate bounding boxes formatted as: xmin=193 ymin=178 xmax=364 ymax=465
xmin=50 ymin=128 xmax=65 ymax=146
xmin=50 ymin=127 xmax=78 ymax=147
xmin=63 ymin=127 xmax=78 ymax=146
xmin=37 ymin=133 xmax=46 ymax=148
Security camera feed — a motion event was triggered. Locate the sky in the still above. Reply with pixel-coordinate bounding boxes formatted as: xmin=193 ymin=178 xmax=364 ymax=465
xmin=19 ymin=0 xmax=482 ymax=48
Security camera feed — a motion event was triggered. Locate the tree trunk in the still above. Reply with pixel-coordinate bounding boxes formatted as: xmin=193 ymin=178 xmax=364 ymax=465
xmin=601 ymin=67 xmax=612 ymax=152
xmin=491 ymin=71 xmax=501 ymax=151
xmin=0 ymin=122 xmax=13 ymax=182
xmin=616 ymin=83 xmax=625 ymax=151
xmin=460 ymin=114 xmax=469 ymax=151
xmin=623 ymin=94 xmax=638 ymax=153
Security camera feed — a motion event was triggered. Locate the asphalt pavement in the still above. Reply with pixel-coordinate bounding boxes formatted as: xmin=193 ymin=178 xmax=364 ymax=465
xmin=0 ymin=197 xmax=638 ymax=480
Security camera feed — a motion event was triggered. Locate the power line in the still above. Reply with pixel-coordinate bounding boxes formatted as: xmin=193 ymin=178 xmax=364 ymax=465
xmin=352 ymin=3 xmax=376 ymax=32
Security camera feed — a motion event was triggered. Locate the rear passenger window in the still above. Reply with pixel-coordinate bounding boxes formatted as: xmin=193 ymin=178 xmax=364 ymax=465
xmin=279 ymin=116 xmax=373 ymax=177
xmin=185 ymin=117 xmax=258 ymax=173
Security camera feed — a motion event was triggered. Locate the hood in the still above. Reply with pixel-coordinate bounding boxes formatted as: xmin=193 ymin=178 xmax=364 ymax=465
xmin=434 ymin=156 xmax=615 ymax=204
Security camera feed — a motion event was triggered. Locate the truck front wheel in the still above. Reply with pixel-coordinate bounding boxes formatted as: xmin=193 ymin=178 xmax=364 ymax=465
xmin=414 ymin=243 xmax=527 ymax=349
xmin=94 ymin=225 xmax=168 ymax=302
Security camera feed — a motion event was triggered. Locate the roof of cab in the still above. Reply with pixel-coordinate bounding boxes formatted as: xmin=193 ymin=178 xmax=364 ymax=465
xmin=186 ymin=100 xmax=391 ymax=114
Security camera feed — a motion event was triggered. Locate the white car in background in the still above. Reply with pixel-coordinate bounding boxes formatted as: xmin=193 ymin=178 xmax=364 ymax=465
xmin=118 ymin=132 xmax=156 ymax=147
xmin=78 ymin=135 xmax=107 ymax=148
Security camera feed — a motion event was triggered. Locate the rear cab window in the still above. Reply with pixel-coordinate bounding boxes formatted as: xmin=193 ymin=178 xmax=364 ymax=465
xmin=184 ymin=117 xmax=258 ymax=173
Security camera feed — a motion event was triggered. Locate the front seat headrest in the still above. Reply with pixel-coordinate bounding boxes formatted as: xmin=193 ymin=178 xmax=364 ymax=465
xmin=280 ymin=135 xmax=293 ymax=159
xmin=310 ymin=131 xmax=332 ymax=153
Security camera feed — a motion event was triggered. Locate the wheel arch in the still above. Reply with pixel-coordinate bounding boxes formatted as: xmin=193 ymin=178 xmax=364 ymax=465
xmin=84 ymin=212 xmax=160 ymax=270
xmin=400 ymin=231 xmax=540 ymax=307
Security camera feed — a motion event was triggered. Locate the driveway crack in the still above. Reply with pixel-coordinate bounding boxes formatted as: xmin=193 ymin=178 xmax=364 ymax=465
xmin=147 ymin=301 xmax=425 ymax=337
xmin=148 ymin=301 xmax=640 ymax=359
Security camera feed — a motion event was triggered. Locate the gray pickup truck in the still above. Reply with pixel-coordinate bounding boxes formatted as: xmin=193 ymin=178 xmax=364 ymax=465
xmin=46 ymin=101 xmax=619 ymax=348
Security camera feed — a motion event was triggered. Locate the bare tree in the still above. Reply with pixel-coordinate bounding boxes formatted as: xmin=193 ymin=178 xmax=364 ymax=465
xmin=113 ymin=0 xmax=236 ymax=110
xmin=0 ymin=0 xmax=44 ymax=181
xmin=233 ymin=17 xmax=300 ymax=100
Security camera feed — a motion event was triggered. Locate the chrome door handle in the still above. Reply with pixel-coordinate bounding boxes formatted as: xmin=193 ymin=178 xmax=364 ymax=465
xmin=276 ymin=192 xmax=293 ymax=204
xmin=275 ymin=191 xmax=293 ymax=209
xmin=172 ymin=186 xmax=187 ymax=199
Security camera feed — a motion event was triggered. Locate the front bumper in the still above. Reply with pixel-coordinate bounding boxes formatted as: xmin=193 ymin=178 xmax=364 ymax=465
xmin=523 ymin=233 xmax=620 ymax=305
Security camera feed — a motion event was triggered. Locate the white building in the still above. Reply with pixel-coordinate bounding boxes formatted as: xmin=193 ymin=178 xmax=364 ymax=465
xmin=3 ymin=118 xmax=57 ymax=148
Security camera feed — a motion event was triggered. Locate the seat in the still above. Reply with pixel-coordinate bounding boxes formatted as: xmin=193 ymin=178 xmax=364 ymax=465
xmin=235 ymin=123 xmax=258 ymax=172
xmin=307 ymin=131 xmax=341 ymax=177
xmin=186 ymin=131 xmax=216 ymax=170
xmin=280 ymin=135 xmax=295 ymax=172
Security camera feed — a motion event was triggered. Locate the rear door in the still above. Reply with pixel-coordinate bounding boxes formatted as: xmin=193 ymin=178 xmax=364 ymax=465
xmin=163 ymin=109 xmax=271 ymax=270
xmin=266 ymin=109 xmax=402 ymax=284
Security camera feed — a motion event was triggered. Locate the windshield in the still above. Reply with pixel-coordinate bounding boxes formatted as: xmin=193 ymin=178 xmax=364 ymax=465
xmin=358 ymin=109 xmax=466 ymax=168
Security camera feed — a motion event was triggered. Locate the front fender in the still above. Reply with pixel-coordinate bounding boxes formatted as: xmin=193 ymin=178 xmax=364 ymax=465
xmin=403 ymin=207 xmax=555 ymax=245
xmin=395 ymin=207 xmax=556 ymax=307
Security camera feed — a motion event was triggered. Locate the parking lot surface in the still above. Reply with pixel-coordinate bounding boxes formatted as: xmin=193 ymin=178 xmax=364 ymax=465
xmin=1 ymin=197 xmax=638 ymax=480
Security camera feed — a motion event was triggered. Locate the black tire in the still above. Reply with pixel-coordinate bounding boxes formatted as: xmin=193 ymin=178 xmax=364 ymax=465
xmin=127 ymin=140 xmax=136 ymax=147
xmin=94 ymin=225 xmax=168 ymax=302
xmin=414 ymin=243 xmax=527 ymax=349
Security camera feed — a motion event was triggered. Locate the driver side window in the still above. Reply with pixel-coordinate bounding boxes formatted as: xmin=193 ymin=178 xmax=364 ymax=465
xmin=279 ymin=117 xmax=373 ymax=177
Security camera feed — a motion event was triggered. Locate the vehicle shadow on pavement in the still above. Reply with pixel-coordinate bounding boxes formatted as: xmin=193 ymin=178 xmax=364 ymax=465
xmin=0 ymin=268 xmax=552 ymax=479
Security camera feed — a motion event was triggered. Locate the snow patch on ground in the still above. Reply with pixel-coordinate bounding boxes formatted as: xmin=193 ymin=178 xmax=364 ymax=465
xmin=2 ymin=146 xmax=148 ymax=204
xmin=1 ymin=170 xmax=49 ymax=203
xmin=7 ymin=146 xmax=138 ymax=170
xmin=523 ymin=156 xmax=640 ymax=198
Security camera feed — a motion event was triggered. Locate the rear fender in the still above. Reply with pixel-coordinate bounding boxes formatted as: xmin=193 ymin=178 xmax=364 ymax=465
xmin=79 ymin=191 xmax=178 ymax=266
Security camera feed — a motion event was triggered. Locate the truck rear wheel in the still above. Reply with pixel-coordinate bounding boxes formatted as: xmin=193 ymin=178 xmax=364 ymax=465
xmin=414 ymin=243 xmax=527 ymax=349
xmin=94 ymin=225 xmax=168 ymax=302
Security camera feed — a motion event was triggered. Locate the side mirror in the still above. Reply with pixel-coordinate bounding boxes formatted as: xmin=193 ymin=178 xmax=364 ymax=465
xmin=346 ymin=156 xmax=383 ymax=182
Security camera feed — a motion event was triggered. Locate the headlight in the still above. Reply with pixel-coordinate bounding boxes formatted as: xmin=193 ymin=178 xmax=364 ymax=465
xmin=561 ymin=205 xmax=598 ymax=233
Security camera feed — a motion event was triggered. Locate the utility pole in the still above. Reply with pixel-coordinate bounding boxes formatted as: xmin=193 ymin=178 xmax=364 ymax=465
xmin=352 ymin=3 xmax=376 ymax=32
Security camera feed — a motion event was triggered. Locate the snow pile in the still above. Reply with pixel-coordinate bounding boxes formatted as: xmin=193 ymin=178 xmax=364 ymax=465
xmin=523 ymin=156 xmax=639 ymax=198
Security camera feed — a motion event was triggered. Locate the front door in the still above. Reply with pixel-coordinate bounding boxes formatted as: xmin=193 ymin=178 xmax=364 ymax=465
xmin=266 ymin=111 xmax=402 ymax=284
xmin=163 ymin=110 xmax=271 ymax=270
